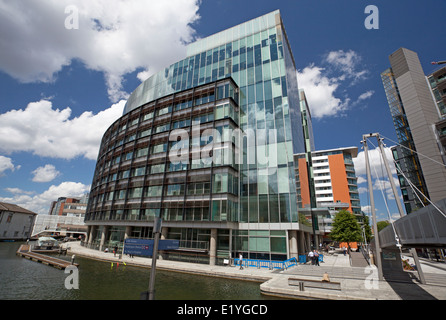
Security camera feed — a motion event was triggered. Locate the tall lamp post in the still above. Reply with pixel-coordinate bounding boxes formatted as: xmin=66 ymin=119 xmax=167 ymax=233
xmin=148 ymin=217 xmax=162 ymax=300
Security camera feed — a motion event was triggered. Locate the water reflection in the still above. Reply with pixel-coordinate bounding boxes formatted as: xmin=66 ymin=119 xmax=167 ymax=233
xmin=0 ymin=242 xmax=271 ymax=300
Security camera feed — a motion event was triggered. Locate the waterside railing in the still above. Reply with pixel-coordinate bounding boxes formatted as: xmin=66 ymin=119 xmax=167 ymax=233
xmin=233 ymin=257 xmax=298 ymax=270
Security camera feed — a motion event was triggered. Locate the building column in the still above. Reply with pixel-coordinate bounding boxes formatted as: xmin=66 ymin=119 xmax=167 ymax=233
xmin=161 ymin=227 xmax=168 ymax=240
xmin=305 ymin=232 xmax=311 ymax=252
xmin=298 ymin=231 xmax=306 ymax=255
xmin=159 ymin=227 xmax=169 ymax=260
xmin=87 ymin=226 xmax=95 ymax=246
xmin=209 ymin=228 xmax=217 ymax=266
xmin=124 ymin=226 xmax=132 ymax=240
xmin=288 ymin=230 xmax=298 ymax=259
xmin=99 ymin=225 xmax=109 ymax=252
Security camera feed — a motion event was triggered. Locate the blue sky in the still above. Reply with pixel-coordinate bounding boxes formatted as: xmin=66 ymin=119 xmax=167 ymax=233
xmin=0 ymin=0 xmax=445 ymax=221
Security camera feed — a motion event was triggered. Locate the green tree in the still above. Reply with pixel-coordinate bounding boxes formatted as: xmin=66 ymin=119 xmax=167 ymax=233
xmin=377 ymin=220 xmax=390 ymax=232
xmin=329 ymin=210 xmax=362 ymax=250
xmin=362 ymin=215 xmax=373 ymax=243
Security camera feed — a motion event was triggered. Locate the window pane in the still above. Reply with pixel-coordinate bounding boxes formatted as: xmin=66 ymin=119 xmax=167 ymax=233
xmin=270 ymin=237 xmax=286 ymax=253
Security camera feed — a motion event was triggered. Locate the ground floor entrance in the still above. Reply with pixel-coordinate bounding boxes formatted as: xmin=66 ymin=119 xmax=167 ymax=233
xmin=84 ymin=224 xmax=322 ymax=265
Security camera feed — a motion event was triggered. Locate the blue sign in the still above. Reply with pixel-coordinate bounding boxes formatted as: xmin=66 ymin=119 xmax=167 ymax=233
xmin=123 ymin=238 xmax=179 ymax=257
xmin=124 ymin=239 xmax=153 ymax=256
xmin=158 ymin=239 xmax=180 ymax=250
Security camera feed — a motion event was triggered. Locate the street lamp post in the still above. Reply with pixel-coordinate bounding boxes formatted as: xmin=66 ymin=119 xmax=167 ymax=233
xmin=148 ymin=217 xmax=162 ymax=300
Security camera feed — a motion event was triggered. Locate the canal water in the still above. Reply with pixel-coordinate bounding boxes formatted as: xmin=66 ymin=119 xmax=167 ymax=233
xmin=0 ymin=242 xmax=273 ymax=300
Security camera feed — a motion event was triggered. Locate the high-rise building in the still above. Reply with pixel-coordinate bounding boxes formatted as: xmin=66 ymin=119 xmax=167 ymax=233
xmin=49 ymin=196 xmax=88 ymax=217
xmin=84 ymin=10 xmax=316 ymax=264
xmin=381 ymin=48 xmax=446 ymax=213
xmin=295 ymin=147 xmax=361 ymax=238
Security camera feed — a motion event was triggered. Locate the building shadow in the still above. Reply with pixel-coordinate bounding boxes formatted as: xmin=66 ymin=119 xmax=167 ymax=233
xmin=383 ymin=268 xmax=437 ymax=300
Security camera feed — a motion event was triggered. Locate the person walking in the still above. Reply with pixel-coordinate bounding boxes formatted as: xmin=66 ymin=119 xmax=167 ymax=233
xmin=314 ymin=250 xmax=320 ymax=266
xmin=308 ymin=250 xmax=314 ymax=265
xmin=343 ymin=246 xmax=347 ymax=256
xmin=239 ymin=253 xmax=244 ymax=270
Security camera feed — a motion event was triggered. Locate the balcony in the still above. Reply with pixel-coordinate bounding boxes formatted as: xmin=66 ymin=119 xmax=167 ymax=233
xmin=436 ymin=118 xmax=446 ymax=149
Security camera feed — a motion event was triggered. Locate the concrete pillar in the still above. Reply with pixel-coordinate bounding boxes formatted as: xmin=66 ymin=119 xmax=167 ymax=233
xmin=87 ymin=226 xmax=94 ymax=245
xmin=124 ymin=226 xmax=132 ymax=240
xmin=288 ymin=230 xmax=298 ymax=259
xmin=209 ymin=228 xmax=217 ymax=266
xmin=159 ymin=227 xmax=169 ymax=260
xmin=161 ymin=227 xmax=168 ymax=240
xmin=298 ymin=231 xmax=305 ymax=255
xmin=305 ymin=232 xmax=311 ymax=252
xmin=99 ymin=225 xmax=109 ymax=251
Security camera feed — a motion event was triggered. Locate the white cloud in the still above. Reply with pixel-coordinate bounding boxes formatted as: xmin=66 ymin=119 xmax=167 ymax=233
xmin=357 ymin=176 xmax=367 ymax=184
xmin=136 ymin=69 xmax=151 ymax=82
xmin=297 ymin=50 xmax=369 ymax=119
xmin=297 ymin=65 xmax=349 ymax=118
xmin=353 ymin=145 xmax=396 ymax=178
xmin=32 ymin=164 xmax=61 ymax=183
xmin=354 ymin=145 xmax=402 ymax=202
xmin=373 ymin=178 xmax=400 ymax=200
xmin=0 ymin=156 xmax=19 ymax=175
xmin=0 ymin=0 xmax=200 ymax=102
xmin=4 ymin=188 xmax=34 ymax=195
xmin=0 ymin=181 xmax=90 ymax=214
xmin=325 ymin=49 xmax=368 ymax=84
xmin=361 ymin=205 xmax=377 ymax=215
xmin=358 ymin=186 xmax=368 ymax=194
xmin=0 ymin=99 xmax=125 ymax=160
xmin=358 ymin=90 xmax=374 ymax=101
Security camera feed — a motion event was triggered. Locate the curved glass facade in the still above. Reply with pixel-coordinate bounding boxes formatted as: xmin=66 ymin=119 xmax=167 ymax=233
xmin=86 ymin=78 xmax=240 ymax=224
xmin=85 ymin=10 xmax=311 ymax=263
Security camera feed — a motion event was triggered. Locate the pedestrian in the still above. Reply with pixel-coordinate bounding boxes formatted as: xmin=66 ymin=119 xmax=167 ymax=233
xmin=239 ymin=253 xmax=243 ymax=270
xmin=343 ymin=246 xmax=347 ymax=256
xmin=114 ymin=245 xmax=118 ymax=257
xmin=314 ymin=250 xmax=320 ymax=266
xmin=308 ymin=250 xmax=314 ymax=265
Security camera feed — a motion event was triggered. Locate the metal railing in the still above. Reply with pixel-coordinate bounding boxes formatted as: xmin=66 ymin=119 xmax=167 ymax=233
xmin=178 ymin=240 xmax=209 ymax=251
xmin=360 ymin=246 xmax=370 ymax=265
xmin=233 ymin=257 xmax=298 ymax=270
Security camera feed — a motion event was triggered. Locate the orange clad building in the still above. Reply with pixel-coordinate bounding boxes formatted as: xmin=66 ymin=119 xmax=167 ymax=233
xmin=295 ymin=147 xmax=362 ymax=247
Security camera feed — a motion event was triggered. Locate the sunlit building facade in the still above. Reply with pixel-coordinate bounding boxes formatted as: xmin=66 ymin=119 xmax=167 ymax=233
xmin=84 ymin=10 xmax=314 ymax=264
xmin=381 ymin=48 xmax=446 ymax=213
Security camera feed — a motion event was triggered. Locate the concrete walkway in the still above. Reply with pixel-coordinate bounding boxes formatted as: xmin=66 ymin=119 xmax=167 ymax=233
xmin=63 ymin=242 xmax=446 ymax=300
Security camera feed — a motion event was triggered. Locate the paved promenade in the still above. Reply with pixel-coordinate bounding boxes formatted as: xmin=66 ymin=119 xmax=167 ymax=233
xmin=63 ymin=242 xmax=446 ymax=300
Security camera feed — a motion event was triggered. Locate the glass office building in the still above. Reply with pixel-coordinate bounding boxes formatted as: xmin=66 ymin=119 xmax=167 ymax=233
xmin=381 ymin=68 xmax=430 ymax=213
xmin=84 ymin=10 xmax=313 ymax=264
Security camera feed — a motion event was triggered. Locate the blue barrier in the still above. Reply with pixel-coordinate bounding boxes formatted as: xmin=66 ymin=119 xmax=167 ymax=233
xmin=283 ymin=257 xmax=297 ymax=269
xmin=270 ymin=260 xmax=283 ymax=269
xmin=258 ymin=260 xmax=271 ymax=269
